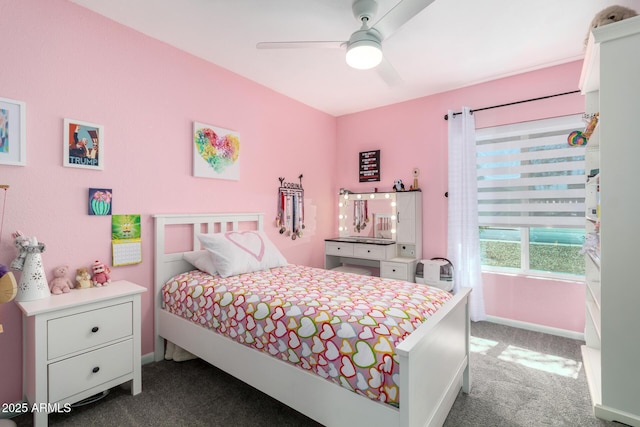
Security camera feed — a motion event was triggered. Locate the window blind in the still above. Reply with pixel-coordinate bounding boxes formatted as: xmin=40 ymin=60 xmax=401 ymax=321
xmin=476 ymin=114 xmax=586 ymax=227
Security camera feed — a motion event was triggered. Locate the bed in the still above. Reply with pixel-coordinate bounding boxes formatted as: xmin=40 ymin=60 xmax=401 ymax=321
xmin=154 ymin=213 xmax=471 ymax=427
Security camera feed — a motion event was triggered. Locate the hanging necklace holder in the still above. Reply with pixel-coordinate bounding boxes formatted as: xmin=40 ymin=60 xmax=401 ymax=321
xmin=276 ymin=175 xmax=305 ymax=240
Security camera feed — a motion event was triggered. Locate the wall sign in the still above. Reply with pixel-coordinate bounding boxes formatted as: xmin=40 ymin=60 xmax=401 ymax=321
xmin=359 ymin=150 xmax=380 ymax=182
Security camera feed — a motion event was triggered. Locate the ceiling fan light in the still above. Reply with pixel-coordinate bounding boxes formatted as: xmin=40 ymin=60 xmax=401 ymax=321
xmin=346 ymin=39 xmax=382 ymax=70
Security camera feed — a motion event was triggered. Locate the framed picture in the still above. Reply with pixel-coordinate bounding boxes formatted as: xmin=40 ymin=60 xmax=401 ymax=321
xmin=88 ymin=188 xmax=112 ymax=215
xmin=0 ymin=97 xmax=26 ymax=166
xmin=63 ymin=118 xmax=104 ymax=170
xmin=359 ymin=150 xmax=380 ymax=182
xmin=193 ymin=122 xmax=240 ymax=180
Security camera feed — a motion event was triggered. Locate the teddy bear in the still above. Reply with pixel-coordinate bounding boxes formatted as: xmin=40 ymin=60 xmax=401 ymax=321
xmin=92 ymin=260 xmax=111 ymax=287
xmin=75 ymin=267 xmax=92 ymax=289
xmin=393 ymin=179 xmax=405 ymax=192
xmin=49 ymin=265 xmax=74 ymax=295
xmin=10 ymin=231 xmax=30 ymax=271
xmin=585 ymin=5 xmax=637 ymax=47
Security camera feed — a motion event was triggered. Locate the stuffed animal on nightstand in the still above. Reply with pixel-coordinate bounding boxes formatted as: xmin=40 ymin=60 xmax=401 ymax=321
xmin=75 ymin=267 xmax=92 ymax=289
xmin=49 ymin=265 xmax=74 ymax=295
xmin=92 ymin=260 xmax=111 ymax=287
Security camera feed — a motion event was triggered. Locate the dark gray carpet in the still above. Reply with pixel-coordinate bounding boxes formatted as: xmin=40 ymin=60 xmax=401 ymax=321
xmin=11 ymin=321 xmax=622 ymax=426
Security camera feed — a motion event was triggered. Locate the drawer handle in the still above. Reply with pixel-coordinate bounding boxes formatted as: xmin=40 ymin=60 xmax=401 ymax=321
xmin=91 ymin=326 xmax=99 ymax=333
xmin=92 ymin=366 xmax=100 ymax=374
xmin=367 ymin=250 xmax=371 ymax=253
xmin=392 ymin=269 xmax=396 ymax=272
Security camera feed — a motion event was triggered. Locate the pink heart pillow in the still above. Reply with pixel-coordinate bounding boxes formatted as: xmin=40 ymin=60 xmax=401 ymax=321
xmin=197 ymin=231 xmax=287 ymax=278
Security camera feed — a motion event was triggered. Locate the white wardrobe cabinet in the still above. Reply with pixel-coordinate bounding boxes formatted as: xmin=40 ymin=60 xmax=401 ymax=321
xmin=580 ymin=16 xmax=640 ymax=426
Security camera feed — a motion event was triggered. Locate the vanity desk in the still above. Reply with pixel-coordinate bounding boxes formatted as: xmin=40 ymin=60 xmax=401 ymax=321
xmin=325 ymin=191 xmax=422 ymax=282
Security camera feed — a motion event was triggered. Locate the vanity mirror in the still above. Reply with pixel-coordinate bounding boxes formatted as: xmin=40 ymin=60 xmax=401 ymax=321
xmin=337 ymin=192 xmax=397 ymax=241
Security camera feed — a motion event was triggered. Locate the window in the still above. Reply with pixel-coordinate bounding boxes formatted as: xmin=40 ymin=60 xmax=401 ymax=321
xmin=476 ymin=115 xmax=586 ymax=278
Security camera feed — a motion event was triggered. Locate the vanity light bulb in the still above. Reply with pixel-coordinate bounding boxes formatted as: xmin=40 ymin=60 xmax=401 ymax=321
xmin=356 ymin=194 xmax=362 ymax=199
xmin=391 ymin=215 xmax=396 ymax=221
xmin=339 ymin=214 xmax=343 ymax=220
xmin=391 ymin=229 xmax=396 ymax=234
xmin=391 ymin=202 xmax=397 ymax=207
xmin=344 ymin=194 xmax=349 ymax=200
xmin=339 ymin=202 xmax=343 ymax=208
xmin=370 ymin=194 xmax=375 ymax=199
xmin=385 ymin=194 xmax=390 ymax=199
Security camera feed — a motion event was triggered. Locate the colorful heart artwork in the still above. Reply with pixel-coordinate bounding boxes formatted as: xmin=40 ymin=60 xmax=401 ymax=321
xmin=193 ymin=122 xmax=240 ymax=180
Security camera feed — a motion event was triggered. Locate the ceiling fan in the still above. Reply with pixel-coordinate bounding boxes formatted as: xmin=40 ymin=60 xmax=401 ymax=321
xmin=256 ymin=0 xmax=436 ymax=85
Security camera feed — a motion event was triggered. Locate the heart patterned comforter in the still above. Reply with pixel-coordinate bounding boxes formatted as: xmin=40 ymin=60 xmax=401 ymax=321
xmin=162 ymin=264 xmax=452 ymax=406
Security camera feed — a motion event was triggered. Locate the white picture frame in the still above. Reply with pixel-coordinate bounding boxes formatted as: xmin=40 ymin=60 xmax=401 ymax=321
xmin=0 ymin=97 xmax=26 ymax=166
xmin=63 ymin=118 xmax=104 ymax=170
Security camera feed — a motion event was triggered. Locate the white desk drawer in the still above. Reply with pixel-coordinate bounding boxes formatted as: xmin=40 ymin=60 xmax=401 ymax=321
xmin=325 ymin=242 xmax=354 ymax=257
xmin=354 ymin=244 xmax=386 ymax=260
xmin=48 ymin=302 xmax=132 ymax=359
xmin=48 ymin=339 xmax=133 ymax=403
xmin=381 ymin=262 xmax=409 ymax=281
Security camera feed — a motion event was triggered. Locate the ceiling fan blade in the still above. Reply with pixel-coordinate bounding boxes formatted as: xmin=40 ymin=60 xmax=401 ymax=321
xmin=372 ymin=0 xmax=436 ymax=40
xmin=256 ymin=41 xmax=345 ymax=49
xmin=376 ymin=56 xmax=403 ymax=87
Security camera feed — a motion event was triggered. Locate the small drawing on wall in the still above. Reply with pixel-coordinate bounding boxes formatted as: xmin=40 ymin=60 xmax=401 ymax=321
xmin=0 ymin=97 xmax=26 ymax=166
xmin=193 ymin=122 xmax=240 ymax=181
xmin=63 ymin=118 xmax=104 ymax=170
xmin=88 ymin=188 xmax=112 ymax=215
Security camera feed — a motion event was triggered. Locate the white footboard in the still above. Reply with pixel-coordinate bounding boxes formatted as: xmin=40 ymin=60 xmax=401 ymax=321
xmin=397 ymin=288 xmax=471 ymax=427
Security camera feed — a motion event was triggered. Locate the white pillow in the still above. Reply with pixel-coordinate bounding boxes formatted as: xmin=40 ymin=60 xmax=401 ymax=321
xmin=197 ymin=231 xmax=287 ymax=278
xmin=183 ymin=251 xmax=217 ymax=276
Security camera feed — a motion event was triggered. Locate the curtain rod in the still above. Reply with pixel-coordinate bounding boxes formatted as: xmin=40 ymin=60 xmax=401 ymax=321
xmin=443 ymin=90 xmax=581 ymax=120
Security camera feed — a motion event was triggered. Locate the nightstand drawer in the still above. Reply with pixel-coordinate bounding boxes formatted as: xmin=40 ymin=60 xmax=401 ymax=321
xmin=325 ymin=242 xmax=354 ymax=257
xmin=381 ymin=262 xmax=409 ymax=280
xmin=48 ymin=302 xmax=132 ymax=359
xmin=48 ymin=339 xmax=133 ymax=403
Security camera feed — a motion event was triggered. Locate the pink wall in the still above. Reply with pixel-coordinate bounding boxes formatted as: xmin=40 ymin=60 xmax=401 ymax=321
xmin=336 ymin=60 xmax=586 ymax=332
xmin=0 ymin=0 xmax=587 ymax=407
xmin=0 ymin=0 xmax=336 ymax=404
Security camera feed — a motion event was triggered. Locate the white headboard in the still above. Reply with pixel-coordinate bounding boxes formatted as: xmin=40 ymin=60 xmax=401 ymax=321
xmin=153 ymin=213 xmax=264 ymax=357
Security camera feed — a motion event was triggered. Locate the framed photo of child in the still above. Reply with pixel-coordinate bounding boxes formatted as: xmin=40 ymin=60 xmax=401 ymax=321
xmin=63 ymin=118 xmax=104 ymax=170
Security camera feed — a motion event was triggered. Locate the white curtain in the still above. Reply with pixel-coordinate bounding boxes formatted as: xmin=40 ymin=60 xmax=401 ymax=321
xmin=447 ymin=107 xmax=486 ymax=321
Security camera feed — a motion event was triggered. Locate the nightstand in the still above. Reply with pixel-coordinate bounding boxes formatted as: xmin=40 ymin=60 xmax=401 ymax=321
xmin=16 ymin=280 xmax=146 ymax=427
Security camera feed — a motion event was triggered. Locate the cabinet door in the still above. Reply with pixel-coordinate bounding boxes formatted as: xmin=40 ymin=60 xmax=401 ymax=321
xmin=396 ymin=193 xmax=416 ymax=243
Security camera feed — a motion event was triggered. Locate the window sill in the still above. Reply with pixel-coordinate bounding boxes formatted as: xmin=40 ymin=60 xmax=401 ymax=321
xmin=481 ymin=268 xmax=584 ymax=284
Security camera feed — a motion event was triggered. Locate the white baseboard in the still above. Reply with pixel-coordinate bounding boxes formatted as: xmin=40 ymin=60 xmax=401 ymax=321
xmin=141 ymin=352 xmax=156 ymax=365
xmin=485 ymin=315 xmax=585 ymax=341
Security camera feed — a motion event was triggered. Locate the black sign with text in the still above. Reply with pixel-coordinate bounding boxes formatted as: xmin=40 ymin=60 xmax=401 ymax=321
xmin=359 ymin=150 xmax=380 ymax=182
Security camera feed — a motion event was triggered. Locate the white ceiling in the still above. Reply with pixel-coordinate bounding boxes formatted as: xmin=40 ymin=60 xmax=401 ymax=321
xmin=69 ymin=0 xmax=639 ymax=116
